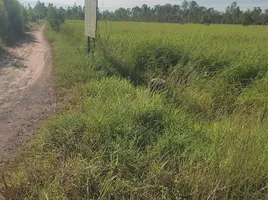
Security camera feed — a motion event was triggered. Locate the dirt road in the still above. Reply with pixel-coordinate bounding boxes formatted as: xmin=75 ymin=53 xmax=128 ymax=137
xmin=0 ymin=25 xmax=55 ymax=159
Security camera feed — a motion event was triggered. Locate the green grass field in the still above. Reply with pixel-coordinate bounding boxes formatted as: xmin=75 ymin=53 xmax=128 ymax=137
xmin=1 ymin=21 xmax=268 ymax=199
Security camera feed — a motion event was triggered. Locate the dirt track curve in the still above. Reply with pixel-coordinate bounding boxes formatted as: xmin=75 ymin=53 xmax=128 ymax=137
xmin=0 ymin=25 xmax=55 ymax=160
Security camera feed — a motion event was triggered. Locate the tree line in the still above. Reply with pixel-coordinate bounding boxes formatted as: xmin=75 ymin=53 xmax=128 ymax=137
xmin=1 ymin=0 xmax=268 ymax=42
xmin=25 ymin=1 xmax=85 ymax=31
xmin=100 ymin=1 xmax=268 ymax=26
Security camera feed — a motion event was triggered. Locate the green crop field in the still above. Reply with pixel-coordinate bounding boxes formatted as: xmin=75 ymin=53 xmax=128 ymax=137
xmin=2 ymin=21 xmax=268 ymax=199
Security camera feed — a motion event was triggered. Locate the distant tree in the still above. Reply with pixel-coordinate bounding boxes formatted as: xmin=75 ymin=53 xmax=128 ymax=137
xmin=251 ymin=7 xmax=262 ymax=25
xmin=231 ymin=2 xmax=241 ymax=23
xmin=77 ymin=5 xmax=84 ymax=19
xmin=181 ymin=0 xmax=189 ymax=22
xmin=34 ymin=0 xmax=47 ymax=19
xmin=223 ymin=2 xmax=241 ymax=24
xmin=141 ymin=4 xmax=150 ymax=21
xmin=189 ymin=1 xmax=199 ymax=23
xmin=240 ymin=10 xmax=253 ymax=26
xmin=162 ymin=4 xmax=174 ymax=22
xmin=172 ymin=5 xmax=181 ymax=22
xmin=65 ymin=6 xmax=72 ymax=19
xmin=27 ymin=4 xmax=37 ymax=22
xmin=114 ymin=7 xmax=129 ymax=21
xmin=47 ymin=4 xmax=65 ymax=31
xmin=131 ymin=6 xmax=141 ymax=21
xmin=264 ymin=9 xmax=268 ymax=25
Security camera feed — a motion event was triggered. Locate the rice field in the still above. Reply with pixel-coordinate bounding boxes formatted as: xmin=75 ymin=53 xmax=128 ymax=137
xmin=1 ymin=21 xmax=268 ymax=199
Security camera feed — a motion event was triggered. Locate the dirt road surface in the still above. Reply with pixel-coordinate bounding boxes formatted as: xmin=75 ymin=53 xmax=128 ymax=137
xmin=0 ymin=25 xmax=55 ymax=160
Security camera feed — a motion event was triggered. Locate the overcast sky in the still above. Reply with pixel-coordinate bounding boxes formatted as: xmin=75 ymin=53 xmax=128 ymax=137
xmin=19 ymin=0 xmax=268 ymax=11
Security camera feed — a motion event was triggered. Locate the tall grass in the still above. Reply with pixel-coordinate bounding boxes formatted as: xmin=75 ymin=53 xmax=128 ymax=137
xmin=1 ymin=21 xmax=268 ymax=199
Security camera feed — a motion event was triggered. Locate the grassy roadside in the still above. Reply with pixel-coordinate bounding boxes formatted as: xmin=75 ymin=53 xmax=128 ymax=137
xmin=1 ymin=22 xmax=268 ymax=199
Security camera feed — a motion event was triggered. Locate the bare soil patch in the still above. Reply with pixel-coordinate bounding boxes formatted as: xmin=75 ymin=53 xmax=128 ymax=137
xmin=0 ymin=25 xmax=55 ymax=160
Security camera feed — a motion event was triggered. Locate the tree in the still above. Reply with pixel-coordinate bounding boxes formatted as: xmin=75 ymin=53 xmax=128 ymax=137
xmin=232 ymin=2 xmax=241 ymax=23
xmin=3 ymin=0 xmax=24 ymax=36
xmin=162 ymin=4 xmax=174 ymax=22
xmin=223 ymin=2 xmax=241 ymax=24
xmin=132 ymin=6 xmax=141 ymax=21
xmin=47 ymin=4 xmax=65 ymax=31
xmin=189 ymin=1 xmax=199 ymax=23
xmin=27 ymin=4 xmax=37 ymax=22
xmin=181 ymin=0 xmax=189 ymax=22
xmin=264 ymin=9 xmax=268 ymax=25
xmin=141 ymin=4 xmax=150 ymax=21
xmin=34 ymin=0 xmax=47 ymax=19
xmin=114 ymin=7 xmax=129 ymax=21
xmin=172 ymin=5 xmax=181 ymax=22
xmin=0 ymin=0 xmax=8 ymax=38
xmin=251 ymin=7 xmax=262 ymax=25
xmin=240 ymin=10 xmax=253 ymax=26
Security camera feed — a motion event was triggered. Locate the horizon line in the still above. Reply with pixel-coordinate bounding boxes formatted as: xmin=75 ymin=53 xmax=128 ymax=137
xmin=20 ymin=0 xmax=268 ymax=12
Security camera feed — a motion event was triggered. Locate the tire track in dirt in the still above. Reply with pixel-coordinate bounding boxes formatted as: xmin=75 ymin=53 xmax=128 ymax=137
xmin=0 ymin=25 xmax=56 ymax=160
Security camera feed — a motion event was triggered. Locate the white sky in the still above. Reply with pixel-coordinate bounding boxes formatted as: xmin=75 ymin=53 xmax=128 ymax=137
xmin=20 ymin=0 xmax=268 ymax=11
